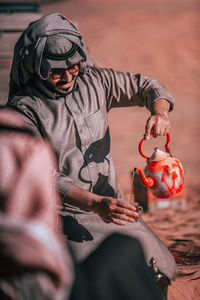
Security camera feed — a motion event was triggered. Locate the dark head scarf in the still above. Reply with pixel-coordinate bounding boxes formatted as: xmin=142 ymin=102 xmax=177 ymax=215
xmin=9 ymin=13 xmax=93 ymax=97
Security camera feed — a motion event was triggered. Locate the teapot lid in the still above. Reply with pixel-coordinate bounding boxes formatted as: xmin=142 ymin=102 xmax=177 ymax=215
xmin=149 ymin=148 xmax=170 ymax=162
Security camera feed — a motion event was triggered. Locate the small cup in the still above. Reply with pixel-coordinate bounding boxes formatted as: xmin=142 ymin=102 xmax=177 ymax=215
xmin=132 ymin=202 xmax=143 ymax=216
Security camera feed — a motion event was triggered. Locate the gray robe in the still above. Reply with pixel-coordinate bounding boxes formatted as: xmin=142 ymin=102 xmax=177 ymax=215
xmin=8 ymin=13 xmax=177 ymax=281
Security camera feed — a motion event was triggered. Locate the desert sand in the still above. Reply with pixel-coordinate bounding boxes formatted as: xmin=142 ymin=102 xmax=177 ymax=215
xmin=23 ymin=0 xmax=200 ymax=298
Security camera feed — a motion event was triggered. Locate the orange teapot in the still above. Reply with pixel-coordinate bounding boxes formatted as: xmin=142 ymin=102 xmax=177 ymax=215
xmin=135 ymin=133 xmax=184 ymax=199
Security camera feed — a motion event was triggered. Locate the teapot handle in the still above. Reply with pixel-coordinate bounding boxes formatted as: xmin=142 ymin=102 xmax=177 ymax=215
xmin=139 ymin=133 xmax=171 ymax=159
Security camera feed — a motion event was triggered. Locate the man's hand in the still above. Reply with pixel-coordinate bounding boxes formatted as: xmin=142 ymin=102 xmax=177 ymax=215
xmin=65 ymin=185 xmax=139 ymax=226
xmin=145 ymin=113 xmax=170 ymax=139
xmin=93 ymin=197 xmax=139 ymax=226
xmin=144 ymin=98 xmax=171 ymax=139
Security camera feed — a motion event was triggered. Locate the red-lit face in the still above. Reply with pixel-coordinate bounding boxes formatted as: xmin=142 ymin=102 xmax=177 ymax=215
xmin=47 ymin=64 xmax=79 ymax=94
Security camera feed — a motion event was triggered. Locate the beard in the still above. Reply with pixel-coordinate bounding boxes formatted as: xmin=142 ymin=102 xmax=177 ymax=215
xmin=42 ymin=79 xmax=73 ymax=95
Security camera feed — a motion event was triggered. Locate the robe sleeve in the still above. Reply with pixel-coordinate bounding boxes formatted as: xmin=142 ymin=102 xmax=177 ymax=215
xmin=93 ymin=68 xmax=175 ymax=112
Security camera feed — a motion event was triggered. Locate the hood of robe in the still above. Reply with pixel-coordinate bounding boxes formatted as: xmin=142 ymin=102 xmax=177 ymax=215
xmin=9 ymin=13 xmax=93 ymax=97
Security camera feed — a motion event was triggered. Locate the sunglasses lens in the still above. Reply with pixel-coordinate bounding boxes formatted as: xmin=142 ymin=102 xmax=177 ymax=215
xmin=68 ymin=64 xmax=79 ymax=73
xmin=51 ymin=69 xmax=64 ymax=79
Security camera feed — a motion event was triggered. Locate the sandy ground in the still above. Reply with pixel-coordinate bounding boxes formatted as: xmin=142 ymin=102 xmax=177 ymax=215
xmin=39 ymin=0 xmax=200 ymax=298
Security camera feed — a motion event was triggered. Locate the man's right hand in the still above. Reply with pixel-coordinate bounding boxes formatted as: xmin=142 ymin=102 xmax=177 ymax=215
xmin=66 ymin=185 xmax=139 ymax=226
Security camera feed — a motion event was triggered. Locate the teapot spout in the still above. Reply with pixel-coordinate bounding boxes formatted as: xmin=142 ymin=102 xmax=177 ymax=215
xmin=134 ymin=167 xmax=154 ymax=187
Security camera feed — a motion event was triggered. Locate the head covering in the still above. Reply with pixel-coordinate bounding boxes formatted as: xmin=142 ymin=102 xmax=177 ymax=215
xmin=40 ymin=35 xmax=84 ymax=78
xmin=9 ymin=13 xmax=93 ymax=97
xmin=0 ymin=108 xmax=74 ymax=300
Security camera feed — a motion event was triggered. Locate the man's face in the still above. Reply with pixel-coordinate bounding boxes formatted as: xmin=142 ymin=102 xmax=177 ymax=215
xmin=47 ymin=64 xmax=79 ymax=94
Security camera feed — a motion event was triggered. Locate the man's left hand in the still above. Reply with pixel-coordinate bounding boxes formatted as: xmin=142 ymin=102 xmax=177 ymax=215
xmin=144 ymin=98 xmax=171 ymax=139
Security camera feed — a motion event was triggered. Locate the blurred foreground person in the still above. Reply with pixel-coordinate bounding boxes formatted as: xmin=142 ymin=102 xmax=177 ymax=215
xmin=0 ymin=108 xmax=163 ymax=300
xmin=7 ymin=12 xmax=177 ymax=295
xmin=0 ymin=108 xmax=74 ymax=300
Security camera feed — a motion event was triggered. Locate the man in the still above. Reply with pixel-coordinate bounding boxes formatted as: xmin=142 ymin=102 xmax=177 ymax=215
xmin=7 ymin=13 xmax=177 ymax=286
xmin=0 ymin=108 xmax=73 ymax=300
